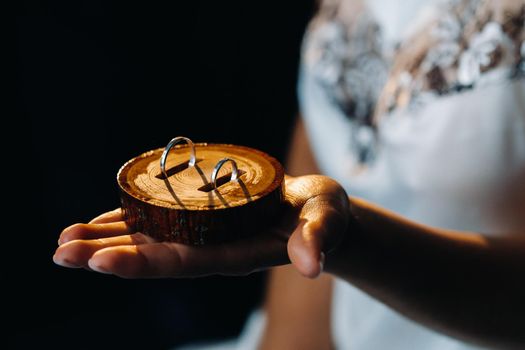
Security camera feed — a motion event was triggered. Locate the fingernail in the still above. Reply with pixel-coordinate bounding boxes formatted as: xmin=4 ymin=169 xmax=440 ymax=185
xmin=53 ymin=255 xmax=80 ymax=268
xmin=58 ymin=237 xmax=74 ymax=246
xmin=88 ymin=260 xmax=112 ymax=275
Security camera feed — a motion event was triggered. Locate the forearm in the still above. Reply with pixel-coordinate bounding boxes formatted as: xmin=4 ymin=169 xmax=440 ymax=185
xmin=259 ymin=116 xmax=335 ymax=350
xmin=260 ymin=266 xmax=334 ymax=350
xmin=326 ymin=197 xmax=525 ymax=349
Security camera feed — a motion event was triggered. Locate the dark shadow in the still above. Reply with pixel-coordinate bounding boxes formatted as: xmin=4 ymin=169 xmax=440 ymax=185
xmin=237 ymin=178 xmax=253 ymax=202
xmin=213 ymin=188 xmax=230 ymax=208
xmin=163 ymin=179 xmax=187 ymax=209
xmin=194 ymin=163 xmax=215 ymax=208
xmin=197 ymin=170 xmax=246 ymax=192
xmin=156 ymin=158 xmax=203 ymax=179
xmin=17 ymin=0 xmax=311 ymax=345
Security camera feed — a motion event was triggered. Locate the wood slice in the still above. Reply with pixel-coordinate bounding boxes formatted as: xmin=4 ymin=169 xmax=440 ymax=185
xmin=117 ymin=143 xmax=285 ymax=245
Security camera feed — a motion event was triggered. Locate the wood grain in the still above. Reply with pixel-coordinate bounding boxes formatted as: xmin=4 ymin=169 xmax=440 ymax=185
xmin=117 ymin=144 xmax=285 ymax=245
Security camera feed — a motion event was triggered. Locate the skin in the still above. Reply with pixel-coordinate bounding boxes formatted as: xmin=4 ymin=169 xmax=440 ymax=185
xmin=54 ymin=174 xmax=348 ymax=279
xmin=260 ymin=117 xmax=334 ymax=350
xmin=263 ymin=117 xmax=525 ymax=350
xmin=53 ymin=120 xmax=525 ymax=349
xmin=53 ymin=179 xmax=525 ymax=349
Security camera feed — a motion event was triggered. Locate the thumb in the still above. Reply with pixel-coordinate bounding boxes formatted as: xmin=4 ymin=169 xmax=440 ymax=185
xmin=287 ymin=195 xmax=348 ymax=278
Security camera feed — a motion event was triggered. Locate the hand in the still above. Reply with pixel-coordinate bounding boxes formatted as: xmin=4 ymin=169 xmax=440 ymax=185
xmin=53 ymin=175 xmax=350 ymax=278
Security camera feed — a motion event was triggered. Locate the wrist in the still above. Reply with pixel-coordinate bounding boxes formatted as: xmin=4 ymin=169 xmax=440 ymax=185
xmin=323 ymin=196 xmax=366 ymax=277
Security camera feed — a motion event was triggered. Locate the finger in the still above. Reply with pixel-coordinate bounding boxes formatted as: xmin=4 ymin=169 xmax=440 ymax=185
xmin=53 ymin=233 xmax=154 ymax=269
xmin=87 ymin=233 xmax=289 ymax=278
xmin=59 ymin=221 xmax=133 ymax=245
xmin=89 ymin=208 xmax=123 ymax=224
xmin=288 ymin=195 xmax=348 ymax=279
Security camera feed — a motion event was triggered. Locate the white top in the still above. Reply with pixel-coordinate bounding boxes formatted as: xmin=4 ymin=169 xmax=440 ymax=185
xmin=300 ymin=0 xmax=525 ymax=349
xmin=177 ymin=1 xmax=525 ymax=349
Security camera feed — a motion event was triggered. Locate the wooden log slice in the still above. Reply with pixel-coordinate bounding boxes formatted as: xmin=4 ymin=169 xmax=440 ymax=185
xmin=117 ymin=143 xmax=285 ymax=245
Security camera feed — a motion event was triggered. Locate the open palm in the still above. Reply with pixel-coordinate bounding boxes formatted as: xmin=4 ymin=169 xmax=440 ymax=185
xmin=53 ymin=175 xmax=349 ymax=278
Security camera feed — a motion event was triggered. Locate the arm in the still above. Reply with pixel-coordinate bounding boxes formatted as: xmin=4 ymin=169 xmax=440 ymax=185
xmin=322 ymin=196 xmax=525 ymax=349
xmin=53 ymin=165 xmax=525 ymax=349
xmin=261 ymin=265 xmax=334 ymax=350
xmin=259 ymin=117 xmax=334 ymax=350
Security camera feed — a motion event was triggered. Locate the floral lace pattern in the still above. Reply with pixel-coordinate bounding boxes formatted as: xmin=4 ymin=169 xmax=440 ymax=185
xmin=303 ymin=0 xmax=525 ymax=164
xmin=304 ymin=2 xmax=389 ymax=162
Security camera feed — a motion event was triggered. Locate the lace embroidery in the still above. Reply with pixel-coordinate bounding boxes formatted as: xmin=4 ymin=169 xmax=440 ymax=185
xmin=303 ymin=0 xmax=525 ymax=164
xmin=377 ymin=0 xmax=525 ymax=118
xmin=304 ymin=4 xmax=388 ymax=162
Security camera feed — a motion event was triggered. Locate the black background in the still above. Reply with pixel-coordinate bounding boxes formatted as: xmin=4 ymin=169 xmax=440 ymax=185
xmin=15 ymin=1 xmax=314 ymax=349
